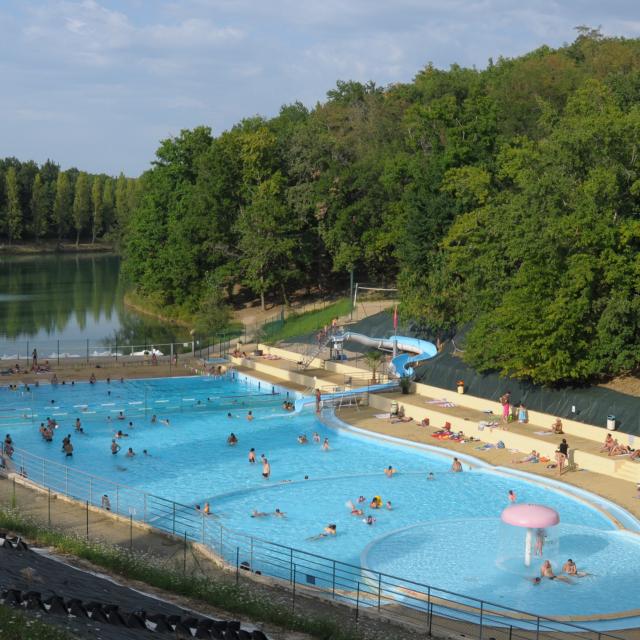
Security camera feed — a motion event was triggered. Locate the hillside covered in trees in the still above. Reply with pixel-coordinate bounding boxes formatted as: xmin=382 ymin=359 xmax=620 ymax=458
xmin=0 ymin=159 xmax=137 ymax=245
xmin=123 ymin=29 xmax=640 ymax=385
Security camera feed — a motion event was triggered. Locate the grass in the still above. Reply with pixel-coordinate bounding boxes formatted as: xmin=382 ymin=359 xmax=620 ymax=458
xmin=0 ymin=604 xmax=74 ymax=640
xmin=260 ymin=298 xmax=352 ymax=344
xmin=0 ymin=507 xmax=361 ymax=640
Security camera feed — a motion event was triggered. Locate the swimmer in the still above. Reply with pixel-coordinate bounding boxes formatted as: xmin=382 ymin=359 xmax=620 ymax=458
xmin=274 ymin=508 xmax=286 ymax=518
xmin=63 ymin=441 xmax=73 ymax=457
xmin=427 ymin=472 xmax=435 ymax=480
xmin=363 ymin=515 xmax=376 ymax=525
xmin=247 ymin=411 xmax=254 ymax=421
xmin=322 ymin=438 xmax=330 ymax=451
xmin=151 ymin=415 xmax=157 ymax=423
xmin=248 ymin=448 xmax=256 ymax=463
xmin=562 ymin=559 xmax=589 ymax=577
xmin=203 ymin=502 xmax=211 ymax=516
xmin=312 ymin=432 xmax=320 ymax=443
xmin=128 ymin=421 xmax=134 ymax=429
xmin=75 ymin=418 xmax=82 ymax=432
xmin=251 ymin=509 xmax=269 ymax=518
xmin=297 ymin=434 xmax=308 ymax=444
xmin=262 ymin=457 xmax=271 ymax=479
xmin=386 ymin=500 xmax=392 ymax=510
xmin=357 ymin=495 xmax=366 ymax=503
xmin=115 ymin=430 xmax=128 ymax=438
xmin=384 ymin=465 xmax=397 ymax=478
xmin=307 ymin=524 xmax=336 ymax=540
xmin=346 ymin=500 xmax=364 ymax=516
xmin=227 ymin=412 xmax=233 ymax=418
xmin=508 ymin=489 xmax=517 ymax=503
xmin=111 ymin=440 xmax=121 ymax=454
xmin=143 ymin=449 xmax=151 ymax=456
xmin=370 ymin=496 xmax=383 ymax=509
xmin=117 ymin=411 xmax=125 ymax=420
xmin=451 ymin=458 xmax=463 ymax=472
xmin=160 ymin=418 xmax=170 ymax=426
xmin=227 ymin=433 xmax=238 ymax=446
xmin=125 ymin=447 xmax=135 ymax=457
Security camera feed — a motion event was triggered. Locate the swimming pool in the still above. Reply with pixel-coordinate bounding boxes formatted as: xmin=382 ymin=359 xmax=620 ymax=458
xmin=3 ymin=374 xmax=640 ymax=625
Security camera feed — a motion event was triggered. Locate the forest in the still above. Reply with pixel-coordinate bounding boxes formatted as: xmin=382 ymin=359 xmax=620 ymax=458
xmin=10 ymin=29 xmax=640 ymax=386
xmin=0 ymin=159 xmax=136 ymax=245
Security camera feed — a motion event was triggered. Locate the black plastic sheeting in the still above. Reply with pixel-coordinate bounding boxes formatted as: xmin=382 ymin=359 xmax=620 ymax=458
xmin=340 ymin=311 xmax=640 ymax=437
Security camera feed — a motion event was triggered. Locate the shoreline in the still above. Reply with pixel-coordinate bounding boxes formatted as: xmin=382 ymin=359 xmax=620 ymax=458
xmin=123 ymin=291 xmax=193 ymax=328
xmin=0 ymin=242 xmax=115 ymax=255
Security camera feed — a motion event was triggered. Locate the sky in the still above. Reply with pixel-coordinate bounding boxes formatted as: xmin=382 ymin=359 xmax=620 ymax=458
xmin=1 ymin=1 xmax=639 ymax=177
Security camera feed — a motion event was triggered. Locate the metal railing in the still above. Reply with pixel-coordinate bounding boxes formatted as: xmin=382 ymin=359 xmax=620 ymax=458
xmin=0 ymin=333 xmax=241 ymax=368
xmin=0 ymin=445 xmax=625 ymax=640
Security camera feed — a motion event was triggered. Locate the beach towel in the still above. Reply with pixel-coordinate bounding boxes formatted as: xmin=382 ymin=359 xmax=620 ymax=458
xmin=534 ymin=431 xmax=554 ymax=436
xmin=375 ymin=413 xmax=390 ymax=420
xmin=426 ymin=399 xmax=456 ymax=408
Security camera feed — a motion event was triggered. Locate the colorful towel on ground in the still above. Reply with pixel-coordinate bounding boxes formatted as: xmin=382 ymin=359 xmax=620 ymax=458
xmin=426 ymin=399 xmax=456 ymax=408
xmin=533 ymin=431 xmax=555 ymax=436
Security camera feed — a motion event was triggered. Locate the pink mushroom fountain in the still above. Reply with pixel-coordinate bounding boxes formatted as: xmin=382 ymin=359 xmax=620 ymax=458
xmin=501 ymin=503 xmax=560 ymax=566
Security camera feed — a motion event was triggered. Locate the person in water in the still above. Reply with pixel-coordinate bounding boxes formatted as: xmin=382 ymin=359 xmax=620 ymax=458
xmin=384 ymin=465 xmax=397 ymax=478
xmin=227 ymin=433 xmax=238 ymax=446
xmin=262 ymin=457 xmax=271 ymax=479
xmin=308 ymin=524 xmax=337 ymax=540
xmin=541 ymin=560 xmax=573 ymax=583
xmin=562 ymin=559 xmax=588 ymax=577
xmin=248 ymin=448 xmax=256 ymax=463
xmin=125 ymin=447 xmax=135 ymax=457
xmin=111 ymin=440 xmax=121 ymax=454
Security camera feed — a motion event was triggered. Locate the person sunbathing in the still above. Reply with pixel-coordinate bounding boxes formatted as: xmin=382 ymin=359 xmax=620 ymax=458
xmin=550 ymin=419 xmax=564 ymax=434
xmin=600 ymin=434 xmax=615 ymax=453
xmin=513 ymin=450 xmax=539 ymax=464
xmin=609 ymin=442 xmax=632 ymax=456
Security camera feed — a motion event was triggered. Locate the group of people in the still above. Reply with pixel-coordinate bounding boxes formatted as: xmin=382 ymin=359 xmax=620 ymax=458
xmin=600 ymin=433 xmax=640 ymax=459
xmin=533 ymin=559 xmax=589 ymax=584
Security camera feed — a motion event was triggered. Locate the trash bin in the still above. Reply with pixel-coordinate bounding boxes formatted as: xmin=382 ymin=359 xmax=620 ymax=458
xmin=607 ymin=415 xmax=616 ymax=431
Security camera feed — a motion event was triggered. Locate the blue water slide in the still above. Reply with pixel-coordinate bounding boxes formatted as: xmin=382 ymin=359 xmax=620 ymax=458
xmin=336 ymin=332 xmax=437 ymax=378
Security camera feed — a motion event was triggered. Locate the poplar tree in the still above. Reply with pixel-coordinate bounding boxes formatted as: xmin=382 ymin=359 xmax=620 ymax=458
xmin=53 ymin=171 xmax=72 ymax=242
xmin=30 ymin=173 xmax=49 ymax=240
xmin=72 ymin=171 xmax=91 ymax=246
xmin=91 ymin=175 xmax=103 ymax=243
xmin=5 ymin=166 xmax=23 ymax=243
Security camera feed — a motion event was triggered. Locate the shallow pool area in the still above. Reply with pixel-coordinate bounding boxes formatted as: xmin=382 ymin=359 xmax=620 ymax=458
xmin=3 ymin=373 xmax=640 ymax=626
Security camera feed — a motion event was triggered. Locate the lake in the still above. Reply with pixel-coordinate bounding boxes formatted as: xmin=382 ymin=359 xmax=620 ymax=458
xmin=0 ymin=253 xmax=190 ymax=359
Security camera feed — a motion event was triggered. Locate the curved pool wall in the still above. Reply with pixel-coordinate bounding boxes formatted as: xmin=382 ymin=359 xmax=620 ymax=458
xmin=3 ymin=372 xmax=640 ymax=628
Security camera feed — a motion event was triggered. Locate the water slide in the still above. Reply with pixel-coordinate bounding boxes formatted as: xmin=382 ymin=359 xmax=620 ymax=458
xmin=336 ymin=332 xmax=437 ymax=378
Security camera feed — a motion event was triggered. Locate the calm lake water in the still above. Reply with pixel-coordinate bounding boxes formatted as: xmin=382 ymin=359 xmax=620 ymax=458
xmin=0 ymin=253 xmax=189 ymax=359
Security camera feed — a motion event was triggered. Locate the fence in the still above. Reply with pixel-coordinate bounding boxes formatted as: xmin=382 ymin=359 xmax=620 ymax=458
xmin=0 ymin=445 xmax=625 ymax=640
xmin=0 ymin=332 xmax=243 ymax=370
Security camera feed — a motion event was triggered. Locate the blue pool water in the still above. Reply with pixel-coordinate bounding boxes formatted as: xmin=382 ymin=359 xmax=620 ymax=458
xmin=2 ymin=374 xmax=640 ymax=622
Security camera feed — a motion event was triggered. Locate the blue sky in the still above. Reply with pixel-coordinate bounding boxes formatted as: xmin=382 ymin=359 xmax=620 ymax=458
xmin=1 ymin=1 xmax=639 ymax=176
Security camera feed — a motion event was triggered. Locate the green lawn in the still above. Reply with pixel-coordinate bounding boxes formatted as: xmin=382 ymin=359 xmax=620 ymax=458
xmin=259 ymin=298 xmax=351 ymax=344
